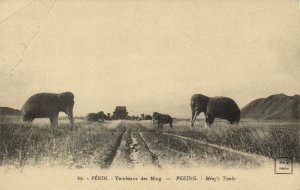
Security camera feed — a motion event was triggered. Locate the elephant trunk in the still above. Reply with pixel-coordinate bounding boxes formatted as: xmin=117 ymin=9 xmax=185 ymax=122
xmin=66 ymin=106 xmax=74 ymax=128
xmin=190 ymin=109 xmax=195 ymax=124
xmin=190 ymin=110 xmax=198 ymax=128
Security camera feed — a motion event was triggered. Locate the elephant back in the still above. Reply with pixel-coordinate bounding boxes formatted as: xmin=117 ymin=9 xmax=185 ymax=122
xmin=85 ymin=113 xmax=97 ymax=121
xmin=207 ymin=97 xmax=240 ymax=115
xmin=21 ymin=93 xmax=59 ymax=116
xmin=153 ymin=112 xmax=173 ymax=123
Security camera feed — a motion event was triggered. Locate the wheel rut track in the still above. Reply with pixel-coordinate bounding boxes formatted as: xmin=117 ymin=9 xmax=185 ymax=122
xmin=128 ymin=129 xmax=140 ymax=165
xmin=139 ymin=131 xmax=162 ymax=168
xmin=114 ymin=128 xmax=138 ymax=167
xmin=100 ymin=124 xmax=126 ymax=169
xmin=107 ymin=121 xmax=162 ymax=168
xmin=101 ymin=121 xmax=270 ymax=169
xmin=162 ymin=132 xmax=271 ymax=163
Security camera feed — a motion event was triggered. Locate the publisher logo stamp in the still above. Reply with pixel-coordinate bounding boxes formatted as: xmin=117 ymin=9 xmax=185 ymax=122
xmin=274 ymin=157 xmax=293 ymax=174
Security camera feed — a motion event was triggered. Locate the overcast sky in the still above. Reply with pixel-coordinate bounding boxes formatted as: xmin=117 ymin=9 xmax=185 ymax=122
xmin=0 ymin=0 xmax=299 ymax=118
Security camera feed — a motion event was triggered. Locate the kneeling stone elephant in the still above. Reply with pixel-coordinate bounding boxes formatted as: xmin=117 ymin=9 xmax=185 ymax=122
xmin=85 ymin=111 xmax=108 ymax=122
xmin=21 ymin=92 xmax=75 ymax=128
xmin=190 ymin=94 xmax=240 ymax=128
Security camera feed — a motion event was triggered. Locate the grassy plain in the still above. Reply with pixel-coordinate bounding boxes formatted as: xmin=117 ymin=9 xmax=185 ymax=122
xmin=0 ymin=115 xmax=299 ymax=169
xmin=0 ymin=116 xmax=125 ymax=168
xmin=162 ymin=119 xmax=300 ymax=162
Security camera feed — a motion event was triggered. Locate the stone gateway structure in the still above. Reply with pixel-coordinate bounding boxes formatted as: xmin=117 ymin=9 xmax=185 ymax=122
xmin=112 ymin=106 xmax=128 ymax=120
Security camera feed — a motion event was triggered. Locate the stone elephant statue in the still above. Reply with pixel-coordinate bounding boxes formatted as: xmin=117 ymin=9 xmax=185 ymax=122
xmin=85 ymin=111 xmax=108 ymax=122
xmin=21 ymin=92 xmax=75 ymax=128
xmin=190 ymin=94 xmax=240 ymax=128
xmin=152 ymin=112 xmax=173 ymax=130
xmin=85 ymin=113 xmax=98 ymax=121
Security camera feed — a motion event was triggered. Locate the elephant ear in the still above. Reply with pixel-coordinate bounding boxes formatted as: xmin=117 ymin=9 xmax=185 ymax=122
xmin=58 ymin=92 xmax=74 ymax=108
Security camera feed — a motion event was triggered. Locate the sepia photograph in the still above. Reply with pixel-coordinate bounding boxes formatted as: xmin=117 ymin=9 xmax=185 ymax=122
xmin=0 ymin=0 xmax=299 ymax=189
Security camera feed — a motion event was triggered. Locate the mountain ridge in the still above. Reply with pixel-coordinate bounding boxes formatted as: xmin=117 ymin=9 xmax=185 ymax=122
xmin=0 ymin=107 xmax=21 ymax=116
xmin=241 ymin=94 xmax=300 ymax=120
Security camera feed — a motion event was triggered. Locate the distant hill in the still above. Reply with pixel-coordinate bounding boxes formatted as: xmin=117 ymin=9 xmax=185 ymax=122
xmin=0 ymin=107 xmax=21 ymax=116
xmin=241 ymin=94 xmax=300 ymax=120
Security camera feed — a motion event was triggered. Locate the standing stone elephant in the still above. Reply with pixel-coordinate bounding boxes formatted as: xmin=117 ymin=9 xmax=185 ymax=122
xmin=21 ymin=92 xmax=75 ymax=128
xmin=152 ymin=112 xmax=173 ymax=131
xmin=190 ymin=94 xmax=240 ymax=128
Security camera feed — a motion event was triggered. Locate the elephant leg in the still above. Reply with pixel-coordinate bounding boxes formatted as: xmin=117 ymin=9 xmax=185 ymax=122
xmin=50 ymin=115 xmax=58 ymax=127
xmin=22 ymin=115 xmax=34 ymax=123
xmin=26 ymin=118 xmax=34 ymax=123
xmin=23 ymin=118 xmax=33 ymax=125
xmin=169 ymin=122 xmax=173 ymax=128
xmin=203 ymin=113 xmax=207 ymax=128
xmin=157 ymin=122 xmax=161 ymax=131
xmin=230 ymin=121 xmax=239 ymax=126
xmin=209 ymin=118 xmax=215 ymax=126
xmin=206 ymin=114 xmax=214 ymax=127
xmin=160 ymin=123 xmax=162 ymax=131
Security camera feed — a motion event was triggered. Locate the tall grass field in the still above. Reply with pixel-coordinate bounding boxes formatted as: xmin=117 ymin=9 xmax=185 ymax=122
xmin=0 ymin=115 xmax=299 ymax=168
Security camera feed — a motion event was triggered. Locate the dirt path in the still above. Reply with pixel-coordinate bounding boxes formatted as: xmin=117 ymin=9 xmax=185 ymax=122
xmin=102 ymin=121 xmax=161 ymax=168
xmin=100 ymin=126 xmax=126 ymax=168
xmin=101 ymin=121 xmax=271 ymax=169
